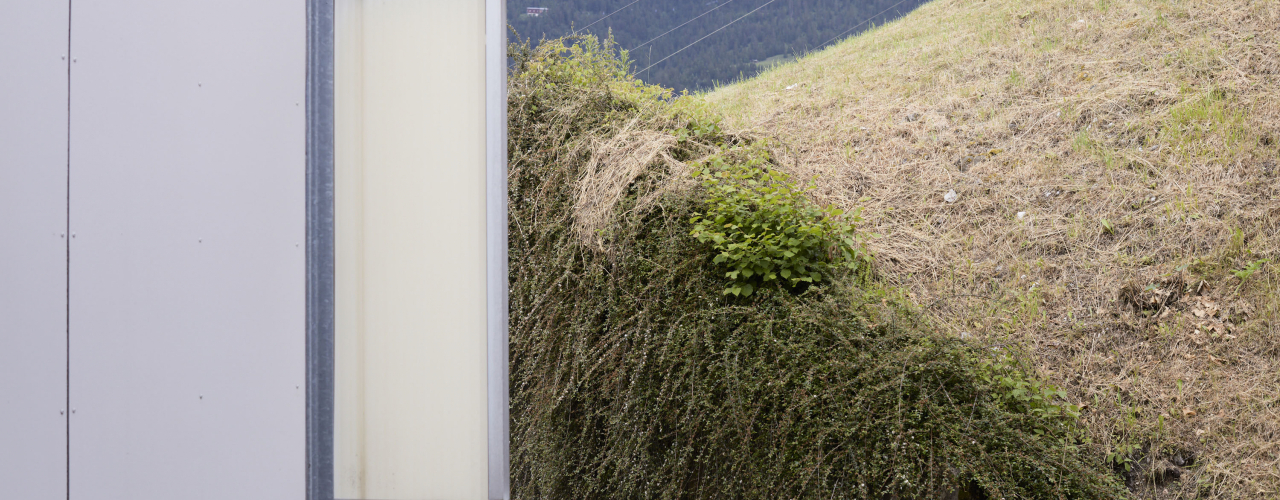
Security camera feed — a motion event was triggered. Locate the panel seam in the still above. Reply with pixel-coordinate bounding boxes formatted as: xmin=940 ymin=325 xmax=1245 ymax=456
xmin=65 ymin=1 xmax=73 ymax=498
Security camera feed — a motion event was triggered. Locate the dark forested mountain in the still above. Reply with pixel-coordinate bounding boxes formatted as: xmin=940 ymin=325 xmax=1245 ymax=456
xmin=507 ymin=0 xmax=931 ymax=92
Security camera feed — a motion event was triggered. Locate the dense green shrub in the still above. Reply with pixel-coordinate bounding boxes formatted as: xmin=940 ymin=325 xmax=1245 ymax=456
xmin=977 ymin=355 xmax=1083 ymax=434
xmin=507 ymin=34 xmax=1125 ymax=499
xmin=690 ymin=148 xmax=872 ymax=296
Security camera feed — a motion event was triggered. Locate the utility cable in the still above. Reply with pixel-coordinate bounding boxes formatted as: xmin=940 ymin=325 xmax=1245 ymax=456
xmin=637 ymin=0 xmax=777 ymax=75
xmin=576 ymin=0 xmax=644 ymax=34
xmin=630 ymin=0 xmax=739 ymax=52
xmin=815 ymin=0 xmax=912 ymax=50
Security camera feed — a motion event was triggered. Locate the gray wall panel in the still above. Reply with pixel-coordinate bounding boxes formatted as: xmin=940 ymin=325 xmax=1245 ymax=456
xmin=67 ymin=1 xmax=306 ymax=498
xmin=0 ymin=2 xmax=69 ymax=498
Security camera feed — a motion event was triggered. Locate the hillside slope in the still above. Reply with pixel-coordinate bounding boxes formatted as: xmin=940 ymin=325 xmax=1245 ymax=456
xmin=705 ymin=0 xmax=1280 ymax=497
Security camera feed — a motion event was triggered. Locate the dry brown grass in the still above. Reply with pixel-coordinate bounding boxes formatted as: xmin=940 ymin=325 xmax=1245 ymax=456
xmin=573 ymin=122 xmax=715 ymax=250
xmin=703 ymin=0 xmax=1280 ymax=497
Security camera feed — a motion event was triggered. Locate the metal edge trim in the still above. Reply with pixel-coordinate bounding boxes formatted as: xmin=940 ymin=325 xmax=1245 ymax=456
xmin=305 ymin=0 xmax=335 ymax=499
xmin=485 ymin=0 xmax=510 ymax=497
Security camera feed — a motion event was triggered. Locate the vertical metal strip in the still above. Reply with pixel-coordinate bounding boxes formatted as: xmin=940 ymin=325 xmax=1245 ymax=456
xmin=485 ymin=0 xmax=510 ymax=497
xmin=65 ymin=2 xmax=73 ymax=498
xmin=306 ymin=0 xmax=335 ymax=499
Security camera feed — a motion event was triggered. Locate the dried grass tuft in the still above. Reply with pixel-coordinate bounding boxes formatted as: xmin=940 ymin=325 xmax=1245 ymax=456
xmin=573 ymin=124 xmax=708 ymax=249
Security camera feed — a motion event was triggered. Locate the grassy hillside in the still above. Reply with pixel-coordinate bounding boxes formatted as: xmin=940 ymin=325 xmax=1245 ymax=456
xmin=705 ymin=0 xmax=1280 ymax=497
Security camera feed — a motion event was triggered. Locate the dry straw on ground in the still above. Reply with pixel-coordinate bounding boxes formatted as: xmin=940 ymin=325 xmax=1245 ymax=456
xmin=706 ymin=0 xmax=1279 ymax=497
xmin=573 ymin=123 xmax=708 ymax=250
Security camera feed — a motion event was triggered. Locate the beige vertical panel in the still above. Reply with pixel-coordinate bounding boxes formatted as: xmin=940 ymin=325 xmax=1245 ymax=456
xmin=334 ymin=0 xmax=368 ymax=494
xmin=335 ymin=1 xmax=489 ymax=498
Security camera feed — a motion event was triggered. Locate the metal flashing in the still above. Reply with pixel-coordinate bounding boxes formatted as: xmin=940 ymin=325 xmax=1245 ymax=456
xmin=485 ymin=0 xmax=511 ymax=497
xmin=306 ymin=0 xmax=336 ymax=499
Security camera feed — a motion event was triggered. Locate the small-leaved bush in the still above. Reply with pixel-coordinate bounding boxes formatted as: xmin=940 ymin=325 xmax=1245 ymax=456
xmin=507 ymin=33 xmax=1127 ymax=500
xmin=978 ymin=355 xmax=1082 ymax=434
xmin=690 ymin=148 xmax=872 ymax=296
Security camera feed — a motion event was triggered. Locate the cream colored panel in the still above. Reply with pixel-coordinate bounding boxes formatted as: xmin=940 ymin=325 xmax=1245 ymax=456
xmin=335 ymin=0 xmax=368 ymax=495
xmin=335 ymin=1 xmax=489 ymax=498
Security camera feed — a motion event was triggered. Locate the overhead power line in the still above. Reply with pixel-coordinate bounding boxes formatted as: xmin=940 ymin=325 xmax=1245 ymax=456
xmin=637 ymin=0 xmax=778 ymax=75
xmin=815 ymin=0 xmax=912 ymax=50
xmin=576 ymin=0 xmax=644 ymax=34
xmin=630 ymin=0 xmax=740 ymax=52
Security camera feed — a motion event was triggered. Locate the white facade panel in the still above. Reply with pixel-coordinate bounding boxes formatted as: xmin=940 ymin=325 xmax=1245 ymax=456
xmin=66 ymin=1 xmax=306 ymax=498
xmin=334 ymin=1 xmax=491 ymax=498
xmin=0 ymin=3 xmax=69 ymax=498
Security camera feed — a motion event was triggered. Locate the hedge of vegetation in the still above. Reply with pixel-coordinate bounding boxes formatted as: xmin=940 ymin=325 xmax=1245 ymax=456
xmin=506 ymin=35 xmax=1126 ymax=499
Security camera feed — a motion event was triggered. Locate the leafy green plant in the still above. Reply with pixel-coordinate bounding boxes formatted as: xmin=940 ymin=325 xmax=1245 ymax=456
xmin=674 ymin=117 xmax=722 ymax=143
xmin=1106 ymin=441 xmax=1142 ymax=472
xmin=1231 ymin=258 xmax=1269 ymax=281
xmin=1103 ymin=398 xmax=1145 ymax=473
xmin=1100 ymin=218 xmax=1116 ymax=235
xmin=689 ymin=148 xmax=872 ymax=296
